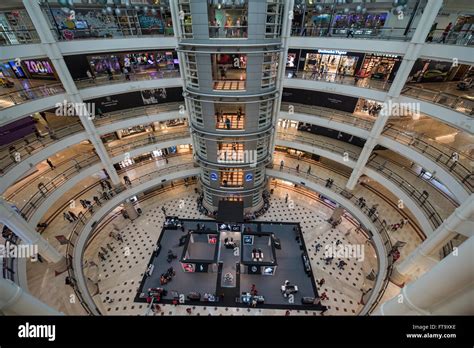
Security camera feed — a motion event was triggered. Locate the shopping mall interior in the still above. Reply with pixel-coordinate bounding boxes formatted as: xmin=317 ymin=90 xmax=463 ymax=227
xmin=0 ymin=0 xmax=473 ymax=330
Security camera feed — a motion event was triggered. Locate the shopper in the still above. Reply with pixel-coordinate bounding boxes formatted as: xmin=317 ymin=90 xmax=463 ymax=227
xmin=93 ymin=196 xmax=101 ymax=206
xmin=346 ymin=24 xmax=355 ymax=38
xmin=86 ymin=69 xmax=95 ymax=83
xmin=68 ymin=210 xmax=78 ymax=221
xmin=440 ymin=22 xmax=452 ymax=43
xmin=46 ymin=158 xmax=55 ymax=169
xmin=63 ymin=212 xmax=73 ymax=223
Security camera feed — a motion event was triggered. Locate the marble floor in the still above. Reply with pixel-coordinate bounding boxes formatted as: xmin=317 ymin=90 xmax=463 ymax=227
xmin=84 ymin=184 xmax=374 ymax=316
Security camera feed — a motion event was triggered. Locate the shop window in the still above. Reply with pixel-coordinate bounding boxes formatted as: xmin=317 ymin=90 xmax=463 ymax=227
xmin=222 ymin=196 xmax=243 ymax=202
xmin=303 ymin=50 xmax=359 ymax=80
xmin=258 ymin=100 xmax=273 ymax=129
xmin=215 ymin=103 xmax=245 ymax=130
xmin=220 ymin=170 xmax=244 ymax=188
xmin=265 ymin=0 xmax=284 ymax=38
xmin=218 ymin=142 xmax=244 ymax=163
xmin=262 ymin=52 xmax=279 ymax=88
xmin=178 ymin=0 xmax=193 ymax=38
xmin=189 ymin=98 xmax=203 ymax=126
xmin=184 ymin=53 xmax=199 ymax=88
xmin=208 ymin=0 xmax=248 ymax=38
xmin=212 ymin=53 xmax=246 ymax=91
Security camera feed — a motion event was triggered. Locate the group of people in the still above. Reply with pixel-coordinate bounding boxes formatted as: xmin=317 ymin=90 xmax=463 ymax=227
xmin=160 ymin=267 xmax=175 ymax=285
xmin=325 ymin=178 xmax=335 ymax=188
xmin=209 ymin=15 xmax=247 ymax=38
xmin=62 ymin=210 xmax=79 ymax=223
xmin=224 ymin=237 xmax=237 ymax=249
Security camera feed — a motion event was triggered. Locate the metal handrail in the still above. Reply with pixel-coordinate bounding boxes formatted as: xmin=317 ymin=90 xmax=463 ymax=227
xmin=276 ymin=131 xmax=445 ymax=228
xmin=0 ymin=82 xmax=65 ymax=111
xmin=402 ymin=85 xmax=474 ymax=117
xmin=75 ymin=69 xmax=180 ymax=89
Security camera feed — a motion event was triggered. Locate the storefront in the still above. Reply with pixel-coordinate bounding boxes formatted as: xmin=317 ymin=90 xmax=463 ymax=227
xmin=331 ymin=12 xmax=387 ymax=35
xmin=359 ymin=53 xmax=402 ymax=82
xmin=87 ymin=50 xmax=178 ymax=77
xmin=287 ymin=48 xmax=364 ymax=77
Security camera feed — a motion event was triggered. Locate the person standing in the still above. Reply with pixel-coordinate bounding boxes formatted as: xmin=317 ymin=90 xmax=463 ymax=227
xmin=280 ymin=160 xmax=284 ymax=170
xmin=440 ymin=22 xmax=452 ymax=43
xmin=86 ymin=69 xmax=95 ymax=83
xmin=307 ymin=166 xmax=312 ymax=175
xmin=285 ymin=193 xmax=289 ymax=204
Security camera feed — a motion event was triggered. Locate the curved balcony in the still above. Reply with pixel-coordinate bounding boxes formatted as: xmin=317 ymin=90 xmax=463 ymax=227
xmin=0 ymin=82 xmax=65 ymax=111
xmin=279 ymin=102 xmax=473 ymax=195
xmin=401 ymin=85 xmax=474 ymax=118
xmin=283 ymin=77 xmax=473 ymax=125
xmin=0 ymin=122 xmax=84 ymax=176
xmin=75 ymin=70 xmax=180 ymax=90
xmin=275 ymin=131 xmax=444 ymax=233
xmin=267 ymin=164 xmax=392 ymax=315
xmin=68 ymin=162 xmax=199 ymax=314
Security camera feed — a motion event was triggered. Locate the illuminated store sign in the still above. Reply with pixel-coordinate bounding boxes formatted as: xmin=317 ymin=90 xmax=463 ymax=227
xmin=23 ymin=59 xmax=56 ymax=80
xmin=317 ymin=49 xmax=347 ymax=55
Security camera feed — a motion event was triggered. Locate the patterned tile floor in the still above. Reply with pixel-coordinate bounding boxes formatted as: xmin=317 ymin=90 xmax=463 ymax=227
xmin=85 ymin=185 xmax=375 ymax=316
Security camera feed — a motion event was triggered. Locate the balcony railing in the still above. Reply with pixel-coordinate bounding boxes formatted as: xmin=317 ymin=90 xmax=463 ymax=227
xmin=209 ymin=25 xmax=248 ymax=39
xmin=279 ymin=102 xmax=473 ymax=193
xmin=0 ymin=122 xmax=84 ymax=176
xmin=402 ymin=85 xmax=474 ymax=117
xmin=106 ymin=127 xmax=190 ymax=158
xmin=0 ymin=29 xmax=41 ymax=46
xmin=276 ymin=131 xmax=446 ymax=229
xmin=426 ymin=29 xmax=474 ymax=47
xmin=65 ymin=162 xmax=195 ymax=314
xmin=75 ymin=69 xmax=180 ymax=89
xmin=51 ymin=26 xmax=174 ymax=42
xmin=286 ymin=70 xmax=392 ymax=92
xmin=291 ymin=26 xmax=414 ymax=42
xmin=0 ymin=82 xmax=65 ymax=111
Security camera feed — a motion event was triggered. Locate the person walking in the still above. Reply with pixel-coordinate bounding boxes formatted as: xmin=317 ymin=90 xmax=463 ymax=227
xmin=46 ymin=158 xmax=55 ymax=169
xmin=123 ymin=176 xmax=132 ymax=186
xmin=63 ymin=212 xmax=73 ymax=223
xmin=296 ymin=164 xmax=300 ymax=173
xmin=68 ymin=210 xmax=78 ymax=221
xmin=307 ymin=166 xmax=312 ymax=175
xmin=280 ymin=160 xmax=284 ymax=170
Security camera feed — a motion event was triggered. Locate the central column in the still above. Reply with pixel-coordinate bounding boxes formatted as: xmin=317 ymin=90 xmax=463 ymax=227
xmin=175 ymin=0 xmax=289 ymax=213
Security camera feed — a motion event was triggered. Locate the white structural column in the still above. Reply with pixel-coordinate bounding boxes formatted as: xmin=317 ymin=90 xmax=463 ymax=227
xmin=0 ymin=199 xmax=63 ymax=263
xmin=395 ymin=194 xmax=474 ymax=276
xmin=345 ymin=0 xmax=444 ymax=190
xmin=22 ymin=0 xmax=121 ymax=186
xmin=375 ymin=236 xmax=474 ymax=315
xmin=0 ymin=278 xmax=62 ymax=315
xmin=270 ymin=0 xmax=294 ymax=155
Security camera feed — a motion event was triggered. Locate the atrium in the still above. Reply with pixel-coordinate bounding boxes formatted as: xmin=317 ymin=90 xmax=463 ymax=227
xmin=0 ymin=0 xmax=473 ymax=344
